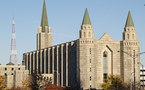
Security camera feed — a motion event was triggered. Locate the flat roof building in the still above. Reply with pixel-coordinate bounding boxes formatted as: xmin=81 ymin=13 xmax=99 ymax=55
xmin=0 ymin=64 xmax=29 ymax=89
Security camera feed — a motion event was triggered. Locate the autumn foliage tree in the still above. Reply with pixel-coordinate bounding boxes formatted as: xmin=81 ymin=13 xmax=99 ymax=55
xmin=0 ymin=75 xmax=6 ymax=90
xmin=101 ymin=74 xmax=127 ymax=90
xmin=21 ymin=76 xmax=31 ymax=90
xmin=11 ymin=87 xmax=22 ymax=90
xmin=45 ymin=83 xmax=66 ymax=90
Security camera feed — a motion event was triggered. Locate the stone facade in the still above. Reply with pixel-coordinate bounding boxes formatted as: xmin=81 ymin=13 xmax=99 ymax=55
xmin=23 ymin=1 xmax=140 ymax=89
xmin=0 ymin=65 xmax=29 ymax=89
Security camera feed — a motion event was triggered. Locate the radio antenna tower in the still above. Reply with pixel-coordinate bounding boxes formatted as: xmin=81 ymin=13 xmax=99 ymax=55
xmin=9 ymin=12 xmax=18 ymax=65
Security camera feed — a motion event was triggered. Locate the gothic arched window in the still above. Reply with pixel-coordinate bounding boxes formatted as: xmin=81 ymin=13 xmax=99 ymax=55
xmin=89 ymin=32 xmax=91 ymax=37
xmin=103 ymin=51 xmax=108 ymax=80
xmin=84 ymin=32 xmax=86 ymax=37
xmin=132 ymin=34 xmax=134 ymax=39
xmin=127 ymin=34 xmax=129 ymax=39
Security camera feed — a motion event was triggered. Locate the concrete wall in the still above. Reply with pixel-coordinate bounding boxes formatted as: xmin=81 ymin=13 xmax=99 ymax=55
xmin=0 ymin=65 xmax=29 ymax=89
xmin=23 ymin=29 xmax=140 ymax=90
xmin=24 ymin=40 xmax=77 ymax=87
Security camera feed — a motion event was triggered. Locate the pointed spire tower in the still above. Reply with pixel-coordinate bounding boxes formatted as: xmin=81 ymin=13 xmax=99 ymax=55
xmin=122 ymin=11 xmax=140 ymax=83
xmin=125 ymin=11 xmax=134 ymax=27
xmin=82 ymin=8 xmax=91 ymax=25
xmin=79 ymin=8 xmax=94 ymax=39
xmin=41 ymin=0 xmax=49 ymax=32
xmin=123 ymin=11 xmax=137 ymax=40
xmin=37 ymin=0 xmax=52 ymax=50
xmin=78 ymin=9 xmax=95 ymax=89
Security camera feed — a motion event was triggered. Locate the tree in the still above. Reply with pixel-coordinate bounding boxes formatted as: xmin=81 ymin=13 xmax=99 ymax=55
xmin=45 ymin=83 xmax=66 ymax=90
xmin=11 ymin=87 xmax=22 ymax=90
xmin=22 ymin=72 xmax=51 ymax=90
xmin=125 ymin=81 xmax=141 ymax=90
xmin=21 ymin=75 xmax=31 ymax=90
xmin=0 ymin=75 xmax=6 ymax=90
xmin=101 ymin=74 xmax=126 ymax=90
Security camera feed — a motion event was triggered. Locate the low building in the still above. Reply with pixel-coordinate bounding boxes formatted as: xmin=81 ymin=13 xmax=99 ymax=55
xmin=42 ymin=74 xmax=54 ymax=84
xmin=0 ymin=63 xmax=29 ymax=89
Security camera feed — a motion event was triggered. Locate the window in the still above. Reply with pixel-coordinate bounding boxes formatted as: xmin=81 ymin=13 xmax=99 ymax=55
xmin=12 ymin=73 xmax=13 ymax=75
xmin=5 ymin=68 xmax=7 ymax=70
xmin=90 ymin=48 xmax=91 ymax=54
xmin=90 ymin=68 xmax=91 ymax=72
xmin=90 ymin=59 xmax=91 ymax=63
xmin=5 ymin=73 xmax=7 ymax=76
xmin=132 ymin=34 xmax=134 ymax=39
xmin=103 ymin=51 xmax=108 ymax=80
xmin=18 ymin=68 xmax=20 ymax=70
xmin=12 ymin=68 xmax=14 ymax=70
xmin=90 ymin=76 xmax=91 ymax=81
xmin=90 ymin=85 xmax=91 ymax=88
xmin=84 ymin=32 xmax=86 ymax=37
xmin=89 ymin=32 xmax=90 ymax=37
xmin=128 ymin=34 xmax=129 ymax=39
xmin=104 ymin=73 xmax=107 ymax=79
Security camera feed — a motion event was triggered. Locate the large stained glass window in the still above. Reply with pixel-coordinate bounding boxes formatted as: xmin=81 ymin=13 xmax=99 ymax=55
xmin=103 ymin=51 xmax=108 ymax=79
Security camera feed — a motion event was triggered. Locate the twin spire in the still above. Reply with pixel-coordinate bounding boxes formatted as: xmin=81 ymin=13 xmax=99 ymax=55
xmin=41 ymin=0 xmax=49 ymax=32
xmin=81 ymin=9 xmax=134 ymax=28
xmin=40 ymin=2 xmax=93 ymax=31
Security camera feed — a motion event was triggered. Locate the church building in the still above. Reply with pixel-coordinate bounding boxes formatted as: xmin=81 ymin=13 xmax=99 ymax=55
xmin=23 ymin=0 xmax=140 ymax=89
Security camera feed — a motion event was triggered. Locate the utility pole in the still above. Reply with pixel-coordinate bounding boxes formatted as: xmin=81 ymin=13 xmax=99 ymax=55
xmin=133 ymin=50 xmax=135 ymax=90
xmin=118 ymin=50 xmax=145 ymax=90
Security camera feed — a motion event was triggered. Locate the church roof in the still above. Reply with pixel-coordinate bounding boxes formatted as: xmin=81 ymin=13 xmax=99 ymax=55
xmin=41 ymin=0 xmax=49 ymax=32
xmin=82 ymin=8 xmax=91 ymax=25
xmin=99 ymin=33 xmax=114 ymax=41
xmin=125 ymin=11 xmax=134 ymax=27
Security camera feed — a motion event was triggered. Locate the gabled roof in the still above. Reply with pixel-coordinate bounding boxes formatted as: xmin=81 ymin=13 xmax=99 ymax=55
xmin=82 ymin=8 xmax=91 ymax=25
xmin=125 ymin=11 xmax=134 ymax=27
xmin=99 ymin=33 xmax=114 ymax=41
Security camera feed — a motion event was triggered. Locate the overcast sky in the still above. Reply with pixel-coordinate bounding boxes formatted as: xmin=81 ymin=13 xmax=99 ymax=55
xmin=0 ymin=0 xmax=145 ymax=65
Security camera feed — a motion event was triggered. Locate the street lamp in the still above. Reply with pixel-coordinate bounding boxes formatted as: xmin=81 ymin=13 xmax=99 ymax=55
xmin=138 ymin=62 xmax=144 ymax=90
xmin=130 ymin=72 xmax=134 ymax=90
xmin=118 ymin=50 xmax=145 ymax=90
